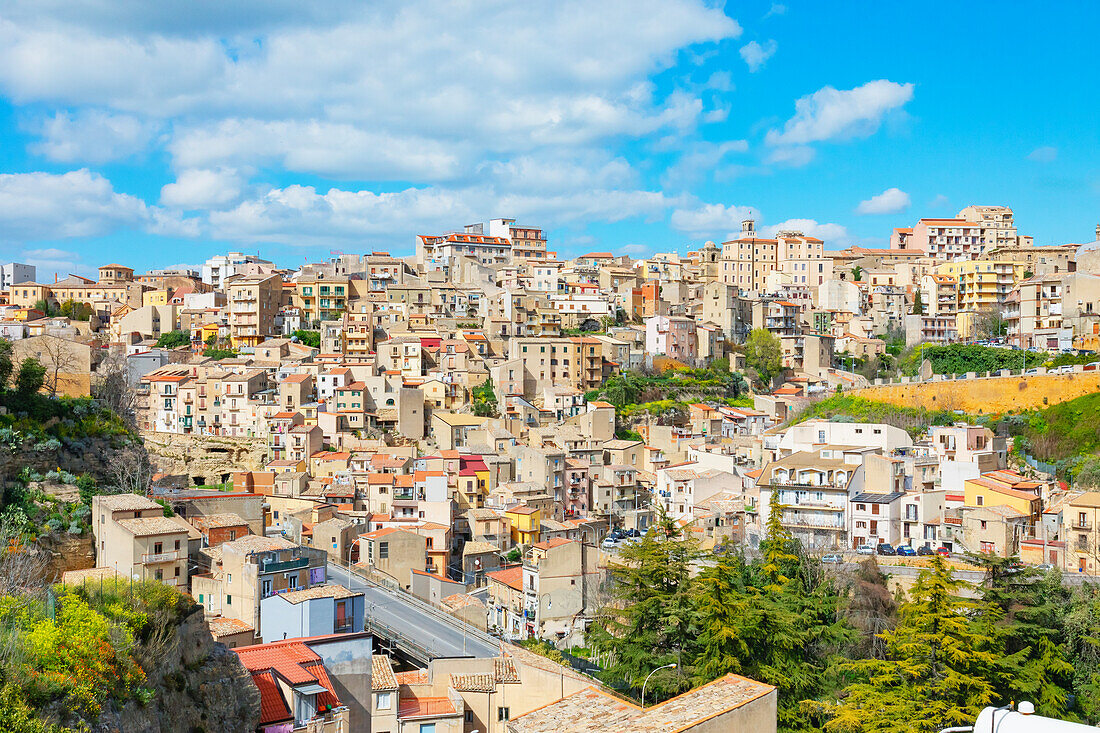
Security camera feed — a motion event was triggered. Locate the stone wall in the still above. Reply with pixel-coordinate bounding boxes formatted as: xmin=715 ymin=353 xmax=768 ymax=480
xmin=142 ymin=432 xmax=269 ymax=486
xmin=852 ymin=372 xmax=1100 ymax=414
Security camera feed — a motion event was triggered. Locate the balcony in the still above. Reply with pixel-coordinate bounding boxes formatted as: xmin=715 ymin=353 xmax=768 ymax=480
xmin=262 ymin=556 xmax=309 ymax=573
xmin=143 ymin=549 xmax=183 ymax=564
xmin=1072 ymin=520 xmax=1092 ymax=531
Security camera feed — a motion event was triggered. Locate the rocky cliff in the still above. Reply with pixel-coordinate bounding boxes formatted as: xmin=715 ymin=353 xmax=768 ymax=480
xmin=55 ymin=605 xmax=261 ymax=733
xmin=142 ymin=432 xmax=269 ymax=486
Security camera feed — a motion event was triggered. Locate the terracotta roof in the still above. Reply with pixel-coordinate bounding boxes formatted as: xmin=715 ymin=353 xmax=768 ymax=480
xmin=208 ymin=617 xmax=254 ymax=638
xmin=116 ymin=516 xmax=188 ymax=537
xmin=487 ymin=566 xmax=524 ymax=591
xmin=277 ymin=584 xmax=359 ymax=604
xmin=450 ymin=672 xmax=497 ymax=692
xmin=372 ymin=655 xmax=398 ymax=690
xmin=508 ymin=673 xmax=774 ymax=733
xmin=97 ymin=493 xmax=162 ymax=512
xmin=236 ymin=639 xmax=341 ymax=725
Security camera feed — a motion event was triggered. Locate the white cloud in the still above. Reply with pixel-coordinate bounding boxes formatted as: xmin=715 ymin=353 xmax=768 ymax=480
xmin=761 ymin=218 xmax=850 ymax=246
xmin=28 ymin=109 xmax=158 ymax=163
xmin=160 ymin=168 xmax=244 ymax=209
xmin=0 ymin=2 xmax=750 ymax=248
xmin=670 ymin=202 xmax=758 ymax=238
xmin=739 ymin=40 xmax=777 ymax=72
xmin=661 ymin=140 xmax=749 ymax=188
xmin=766 ymin=145 xmax=816 ymax=167
xmin=764 ymin=4 xmax=787 ymax=18
xmin=765 ymin=80 xmax=914 ymax=146
xmin=619 ymin=243 xmax=648 ymax=255
xmin=0 ymin=1 xmax=740 ymax=166
xmin=855 ymin=187 xmax=910 ymax=215
xmin=0 ymin=169 xmax=195 ymax=241
xmin=210 ymin=182 xmax=676 ymax=246
xmin=1027 ymin=146 xmax=1058 ymax=162
xmin=929 ymin=193 xmax=950 ymax=209
xmin=21 ymin=247 xmax=96 ymax=279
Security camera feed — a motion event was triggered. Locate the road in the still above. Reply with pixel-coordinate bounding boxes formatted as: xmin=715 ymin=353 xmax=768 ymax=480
xmin=833 ymin=560 xmax=1100 ymax=586
xmin=327 ymin=562 xmax=500 ymax=660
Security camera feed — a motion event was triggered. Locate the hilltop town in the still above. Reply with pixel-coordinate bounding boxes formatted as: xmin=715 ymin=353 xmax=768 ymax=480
xmin=5 ymin=207 xmax=1100 ymax=732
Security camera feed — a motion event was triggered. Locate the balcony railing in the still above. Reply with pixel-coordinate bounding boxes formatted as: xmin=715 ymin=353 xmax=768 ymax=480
xmin=262 ymin=556 xmax=309 ymax=573
xmin=143 ymin=549 xmax=183 ymax=564
xmin=1073 ymin=521 xmax=1092 ymax=531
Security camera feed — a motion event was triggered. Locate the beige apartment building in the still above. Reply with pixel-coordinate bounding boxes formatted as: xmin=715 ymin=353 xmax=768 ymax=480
xmin=227 ymin=273 xmax=282 ymax=347
xmin=192 ymin=534 xmax=328 ymax=639
xmin=92 ymin=493 xmax=189 ymax=587
xmin=505 ymin=336 xmax=604 ymax=394
xmin=356 ymin=527 xmax=427 ymax=590
xmin=1066 ymin=492 xmax=1100 ymax=574
xmin=720 ymin=219 xmax=826 ymax=292
xmin=893 ymin=206 xmax=1032 ymax=260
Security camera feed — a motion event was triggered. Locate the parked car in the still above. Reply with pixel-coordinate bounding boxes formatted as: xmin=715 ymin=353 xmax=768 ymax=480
xmin=822 ymin=553 xmax=843 ymax=564
xmin=625 ymin=528 xmax=642 ymax=537
xmin=601 ymin=537 xmax=619 ymax=549
xmin=876 ymin=543 xmax=896 ymax=556
xmin=1058 ymin=365 xmax=1076 ymax=374
xmin=917 ymin=545 xmax=935 ymax=556
xmin=896 ymin=545 xmax=917 ymax=557
xmin=1084 ymin=362 xmax=1100 ymax=371
xmin=1025 ymin=368 xmax=1040 ymax=375
xmin=857 ymin=544 xmax=875 ymax=555
xmin=1036 ymin=563 xmax=1055 ymax=572
xmin=936 ymin=547 xmax=951 ymax=557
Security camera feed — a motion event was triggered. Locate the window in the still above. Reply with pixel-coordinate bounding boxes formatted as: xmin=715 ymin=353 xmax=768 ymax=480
xmin=288 ymin=574 xmax=297 ymax=589
xmin=154 ymin=542 xmax=163 ymax=554
xmin=226 ymin=595 xmax=232 ymax=605
xmin=498 ymin=707 xmax=510 ymax=721
xmin=376 ymin=692 xmax=392 ymax=710
xmin=977 ymin=496 xmax=984 ymax=507
xmin=980 ymin=520 xmax=988 ymax=530
xmin=198 ymin=594 xmax=204 ymax=604
xmin=465 ymin=710 xmax=474 ymax=723
xmin=379 ymin=542 xmax=389 ymax=559
xmin=419 ymin=725 xmax=436 ymax=733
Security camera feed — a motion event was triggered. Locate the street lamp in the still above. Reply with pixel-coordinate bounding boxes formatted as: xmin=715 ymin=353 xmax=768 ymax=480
xmin=641 ymin=663 xmax=677 ymax=707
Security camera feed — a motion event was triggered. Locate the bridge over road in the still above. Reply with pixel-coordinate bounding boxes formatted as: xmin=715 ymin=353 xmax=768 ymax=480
xmin=326 ymin=561 xmax=500 ymax=663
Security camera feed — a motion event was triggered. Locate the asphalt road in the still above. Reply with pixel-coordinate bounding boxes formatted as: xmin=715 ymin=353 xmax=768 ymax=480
xmin=327 ymin=562 xmax=499 ymax=659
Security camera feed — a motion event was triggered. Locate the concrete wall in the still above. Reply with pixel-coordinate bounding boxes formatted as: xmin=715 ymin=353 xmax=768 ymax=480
xmin=854 ymin=372 xmax=1100 ymax=414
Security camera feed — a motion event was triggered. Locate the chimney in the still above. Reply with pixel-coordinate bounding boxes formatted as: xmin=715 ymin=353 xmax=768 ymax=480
xmin=741 ymin=219 xmax=755 ymax=235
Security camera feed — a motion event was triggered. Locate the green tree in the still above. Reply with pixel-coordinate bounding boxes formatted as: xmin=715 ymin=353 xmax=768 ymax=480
xmin=729 ymin=371 xmax=748 ymax=398
xmin=744 ymin=329 xmax=783 ymax=387
xmin=910 ymin=290 xmax=925 ymax=315
xmin=154 ymin=330 xmax=191 ymax=348
xmin=292 ymin=329 xmax=321 ymax=348
xmin=590 ymin=508 xmax=697 ymax=701
xmin=0 ymin=339 xmax=13 ymax=388
xmin=824 ymin=555 xmax=1001 ymax=733
xmin=850 ymin=266 xmax=863 ymax=282
xmin=14 ymin=358 xmax=45 ymax=397
xmin=471 ymin=377 xmax=498 ymax=417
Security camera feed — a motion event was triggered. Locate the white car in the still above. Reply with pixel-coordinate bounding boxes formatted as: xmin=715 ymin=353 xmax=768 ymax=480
xmin=856 ymin=544 xmax=874 ymax=555
xmin=601 ymin=537 xmax=619 ymax=549
xmin=1058 ymin=365 xmax=1076 ymax=374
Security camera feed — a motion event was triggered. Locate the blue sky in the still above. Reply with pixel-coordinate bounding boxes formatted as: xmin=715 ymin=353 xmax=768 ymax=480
xmin=0 ymin=1 xmax=1097 ymax=278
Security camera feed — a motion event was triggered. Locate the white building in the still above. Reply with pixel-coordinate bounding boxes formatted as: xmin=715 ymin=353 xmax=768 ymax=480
xmin=201 ymin=252 xmax=273 ymax=288
xmin=0 ymin=263 xmax=35 ymax=292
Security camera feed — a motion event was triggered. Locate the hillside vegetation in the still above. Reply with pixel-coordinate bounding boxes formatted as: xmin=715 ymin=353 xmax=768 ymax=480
xmin=900 ymin=344 xmax=1046 ymax=376
xmin=789 ymin=394 xmax=975 ymax=438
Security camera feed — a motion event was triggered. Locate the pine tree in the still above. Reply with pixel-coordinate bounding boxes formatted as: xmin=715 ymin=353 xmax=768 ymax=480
xmin=590 ymin=507 xmax=697 ymax=701
xmin=693 ymin=551 xmax=752 ymax=683
xmin=825 ymin=555 xmax=1001 ymax=733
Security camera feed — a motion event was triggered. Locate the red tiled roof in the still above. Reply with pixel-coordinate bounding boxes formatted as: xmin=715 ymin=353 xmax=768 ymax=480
xmin=251 ymin=670 xmax=291 ymax=725
xmin=487 ymin=566 xmax=524 ymax=591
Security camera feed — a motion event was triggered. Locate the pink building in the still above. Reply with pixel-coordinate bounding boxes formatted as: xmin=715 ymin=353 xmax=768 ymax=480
xmin=645 ymin=315 xmax=698 ymax=364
